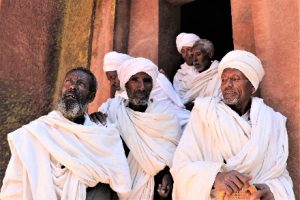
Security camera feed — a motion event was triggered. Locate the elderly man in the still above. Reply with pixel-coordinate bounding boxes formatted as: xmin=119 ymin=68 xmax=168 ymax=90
xmin=181 ymin=39 xmax=221 ymax=110
xmin=0 ymin=67 xmax=131 ymax=200
xmin=170 ymin=50 xmax=295 ymax=200
xmin=173 ymin=33 xmax=200 ymax=106
xmin=91 ymin=58 xmax=182 ymax=199
xmin=102 ymin=51 xmax=189 ymax=128
xmin=103 ymin=51 xmax=133 ymax=98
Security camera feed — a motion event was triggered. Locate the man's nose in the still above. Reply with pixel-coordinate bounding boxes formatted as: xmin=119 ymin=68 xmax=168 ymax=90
xmin=137 ymin=81 xmax=145 ymax=90
xmin=225 ymin=78 xmax=234 ymax=86
xmin=68 ymin=82 xmax=78 ymax=90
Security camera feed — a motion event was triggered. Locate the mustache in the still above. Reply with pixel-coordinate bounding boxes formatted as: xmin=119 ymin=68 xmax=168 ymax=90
xmin=62 ymin=89 xmax=80 ymax=99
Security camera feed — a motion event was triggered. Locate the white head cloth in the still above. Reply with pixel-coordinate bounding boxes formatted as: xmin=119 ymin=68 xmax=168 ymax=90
xmin=103 ymin=51 xmax=133 ymax=72
xmin=218 ymin=50 xmax=265 ymax=91
xmin=176 ymin=33 xmax=200 ymax=53
xmin=118 ymin=57 xmax=159 ymax=91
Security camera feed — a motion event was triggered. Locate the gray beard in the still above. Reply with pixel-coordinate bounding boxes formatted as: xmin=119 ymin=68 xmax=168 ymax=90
xmin=57 ymin=98 xmax=86 ymax=120
xmin=128 ymin=98 xmax=148 ymax=106
xmin=223 ymin=97 xmax=239 ymax=105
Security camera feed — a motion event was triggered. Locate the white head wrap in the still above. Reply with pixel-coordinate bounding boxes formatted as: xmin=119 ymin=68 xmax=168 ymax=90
xmin=218 ymin=50 xmax=265 ymax=91
xmin=103 ymin=51 xmax=133 ymax=72
xmin=118 ymin=57 xmax=159 ymax=91
xmin=176 ymin=33 xmax=200 ymax=53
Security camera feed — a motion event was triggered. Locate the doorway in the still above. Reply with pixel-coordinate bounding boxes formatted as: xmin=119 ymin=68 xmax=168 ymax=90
xmin=181 ymin=0 xmax=233 ymax=61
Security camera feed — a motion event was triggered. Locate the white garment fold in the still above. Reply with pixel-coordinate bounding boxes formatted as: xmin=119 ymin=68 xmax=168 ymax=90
xmin=100 ymin=97 xmax=182 ymax=199
xmin=0 ymin=111 xmax=131 ymax=200
xmin=171 ymin=97 xmax=294 ymax=200
xmin=152 ymin=73 xmax=184 ymax=108
xmin=173 ymin=61 xmax=221 ymax=104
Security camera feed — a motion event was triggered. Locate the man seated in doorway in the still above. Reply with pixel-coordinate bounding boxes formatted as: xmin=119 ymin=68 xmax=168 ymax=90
xmin=91 ymin=57 xmax=182 ymax=199
xmin=102 ymin=51 xmax=190 ymax=129
xmin=103 ymin=51 xmax=133 ymax=98
xmin=170 ymin=50 xmax=295 ymax=200
xmin=181 ymin=39 xmax=222 ymax=110
xmin=0 ymin=67 xmax=131 ymax=200
xmin=173 ymin=32 xmax=200 ymax=109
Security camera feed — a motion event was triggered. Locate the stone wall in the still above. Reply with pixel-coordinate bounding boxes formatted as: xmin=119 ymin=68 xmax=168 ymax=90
xmin=0 ymin=0 xmax=97 ymax=184
xmin=231 ymin=0 xmax=299 ymax=197
xmin=0 ymin=0 xmax=65 ymax=184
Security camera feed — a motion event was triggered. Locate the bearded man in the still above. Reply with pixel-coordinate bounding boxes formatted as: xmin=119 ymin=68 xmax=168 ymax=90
xmin=91 ymin=58 xmax=182 ymax=199
xmin=0 ymin=67 xmax=131 ymax=200
xmin=173 ymin=32 xmax=200 ymax=107
xmin=102 ymin=51 xmax=132 ymax=98
xmin=170 ymin=50 xmax=295 ymax=200
xmin=102 ymin=51 xmax=189 ymax=128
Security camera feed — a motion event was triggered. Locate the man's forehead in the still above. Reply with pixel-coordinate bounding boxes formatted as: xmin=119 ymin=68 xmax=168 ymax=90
xmin=222 ymin=68 xmax=246 ymax=77
xmin=65 ymin=70 xmax=90 ymax=80
xmin=182 ymin=46 xmax=192 ymax=50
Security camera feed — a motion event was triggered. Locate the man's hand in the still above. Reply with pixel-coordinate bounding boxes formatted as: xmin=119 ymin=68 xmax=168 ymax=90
xmin=157 ymin=174 xmax=172 ymax=199
xmin=250 ymin=184 xmax=274 ymax=200
xmin=213 ymin=170 xmax=252 ymax=195
xmin=89 ymin=112 xmax=107 ymax=125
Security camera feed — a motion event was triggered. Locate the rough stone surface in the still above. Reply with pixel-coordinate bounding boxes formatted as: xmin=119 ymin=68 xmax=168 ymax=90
xmin=113 ymin=0 xmax=130 ymax=53
xmin=128 ymin=0 xmax=159 ymax=64
xmin=158 ymin=0 xmax=182 ymax=81
xmin=0 ymin=0 xmax=64 ymax=184
xmin=231 ymin=0 xmax=299 ymax=198
xmin=88 ymin=0 xmax=116 ymax=113
xmin=52 ymin=0 xmax=95 ymax=104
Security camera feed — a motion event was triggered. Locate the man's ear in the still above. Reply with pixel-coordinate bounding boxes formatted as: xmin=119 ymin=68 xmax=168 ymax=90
xmin=87 ymin=92 xmax=96 ymax=102
xmin=209 ymin=52 xmax=214 ymax=59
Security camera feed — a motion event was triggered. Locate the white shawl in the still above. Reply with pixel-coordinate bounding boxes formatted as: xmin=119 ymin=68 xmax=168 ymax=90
xmin=0 ymin=111 xmax=131 ymax=200
xmin=171 ymin=97 xmax=294 ymax=200
xmin=101 ymin=97 xmax=182 ymax=199
xmin=173 ymin=61 xmax=221 ymax=104
xmin=151 ymin=73 xmax=184 ymax=108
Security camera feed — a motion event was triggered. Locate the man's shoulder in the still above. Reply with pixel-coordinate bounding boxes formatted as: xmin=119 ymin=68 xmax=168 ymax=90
xmin=252 ymin=97 xmax=287 ymax=121
xmin=194 ymin=96 xmax=219 ymax=108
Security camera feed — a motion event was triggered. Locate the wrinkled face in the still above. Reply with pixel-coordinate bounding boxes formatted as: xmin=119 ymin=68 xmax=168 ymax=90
xmin=58 ymin=71 xmax=92 ymax=120
xmin=221 ymin=68 xmax=254 ymax=106
xmin=181 ymin=46 xmax=194 ymax=66
xmin=192 ymin=45 xmax=211 ymax=72
xmin=125 ymin=72 xmax=153 ymax=106
xmin=106 ymin=71 xmax=120 ymax=91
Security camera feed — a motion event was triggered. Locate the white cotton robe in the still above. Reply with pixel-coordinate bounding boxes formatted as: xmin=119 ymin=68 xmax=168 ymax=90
xmin=171 ymin=97 xmax=295 ymax=200
xmin=173 ymin=61 xmax=221 ymax=104
xmin=99 ymin=97 xmax=182 ymax=199
xmin=0 ymin=111 xmax=131 ymax=200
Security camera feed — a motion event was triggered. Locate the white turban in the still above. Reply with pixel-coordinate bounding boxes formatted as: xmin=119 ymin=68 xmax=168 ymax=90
xmin=118 ymin=57 xmax=159 ymax=91
xmin=218 ymin=50 xmax=265 ymax=91
xmin=176 ymin=33 xmax=200 ymax=53
xmin=103 ymin=51 xmax=133 ymax=72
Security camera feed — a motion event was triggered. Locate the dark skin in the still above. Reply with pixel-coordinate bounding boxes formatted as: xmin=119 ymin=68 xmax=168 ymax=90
xmin=214 ymin=68 xmax=274 ymax=199
xmin=192 ymin=44 xmax=213 ymax=73
xmin=182 ymin=43 xmax=213 ymax=110
xmin=181 ymin=46 xmax=194 ymax=66
xmin=106 ymin=71 xmax=120 ymax=98
xmin=90 ymin=72 xmax=173 ymax=199
xmin=62 ymin=70 xmax=95 ymax=124
xmin=125 ymin=72 xmax=153 ymax=112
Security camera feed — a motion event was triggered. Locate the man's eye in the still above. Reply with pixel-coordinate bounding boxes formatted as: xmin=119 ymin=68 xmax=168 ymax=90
xmin=144 ymin=78 xmax=152 ymax=83
xmin=130 ymin=77 xmax=138 ymax=82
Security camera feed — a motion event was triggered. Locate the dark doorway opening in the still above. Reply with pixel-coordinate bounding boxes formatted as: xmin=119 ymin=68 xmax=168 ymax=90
xmin=181 ymin=0 xmax=233 ymax=61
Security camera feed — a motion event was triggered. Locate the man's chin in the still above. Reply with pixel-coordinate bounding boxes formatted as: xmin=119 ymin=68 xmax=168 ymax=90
xmin=223 ymin=98 xmax=239 ymax=105
xmin=57 ymin=99 xmax=86 ymax=120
